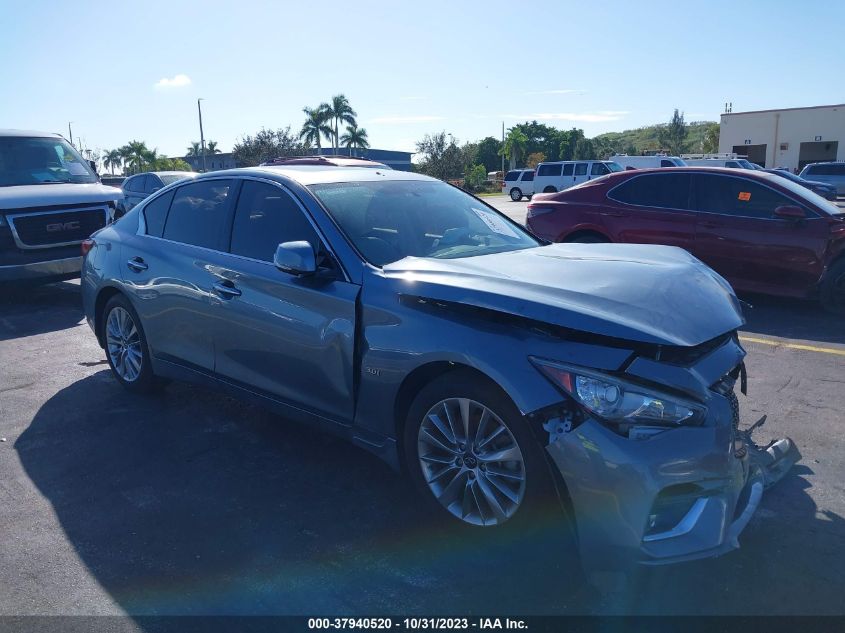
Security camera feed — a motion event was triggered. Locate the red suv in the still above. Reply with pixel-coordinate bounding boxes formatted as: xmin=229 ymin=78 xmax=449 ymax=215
xmin=526 ymin=167 xmax=845 ymax=313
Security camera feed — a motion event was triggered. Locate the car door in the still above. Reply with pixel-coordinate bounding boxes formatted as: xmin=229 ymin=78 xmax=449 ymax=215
xmin=691 ymin=173 xmax=830 ymax=294
xmin=519 ymin=170 xmax=535 ymax=195
xmin=570 ymin=162 xmax=589 ymax=188
xmin=211 ymin=178 xmax=360 ymax=425
xmin=604 ymin=172 xmax=697 ymax=250
xmin=122 ymin=178 xmax=236 ymax=371
xmin=122 ymin=175 xmax=144 ymax=212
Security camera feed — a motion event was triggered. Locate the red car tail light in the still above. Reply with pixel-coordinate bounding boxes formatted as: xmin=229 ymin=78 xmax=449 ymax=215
xmin=81 ymin=238 xmax=95 ymax=257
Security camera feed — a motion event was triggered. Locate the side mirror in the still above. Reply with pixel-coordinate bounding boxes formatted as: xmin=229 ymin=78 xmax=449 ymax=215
xmin=274 ymin=241 xmax=317 ymax=276
xmin=774 ymin=205 xmax=805 ymax=221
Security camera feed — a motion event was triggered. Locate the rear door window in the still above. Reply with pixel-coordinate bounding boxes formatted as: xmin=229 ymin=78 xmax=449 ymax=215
xmin=574 ymin=163 xmax=588 ymax=176
xmin=610 ymin=173 xmax=692 ymax=210
xmin=144 ymin=174 xmax=162 ymax=194
xmin=660 ymin=159 xmax=674 ymax=167
xmin=143 ymin=190 xmax=175 ymax=238
xmin=693 ymin=174 xmax=796 ymax=219
xmin=562 ymin=163 xmax=574 ymax=176
xmin=229 ymin=181 xmax=318 ymax=262
xmin=537 ymin=164 xmax=562 ymax=177
xmin=162 ymin=179 xmax=234 ymax=249
xmin=520 ymin=171 xmax=535 ymax=182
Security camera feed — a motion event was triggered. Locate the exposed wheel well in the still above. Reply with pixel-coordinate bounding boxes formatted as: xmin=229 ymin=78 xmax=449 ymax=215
xmin=542 ymin=186 xmax=557 ymax=193
xmin=93 ymin=286 xmax=123 ymax=347
xmin=562 ymin=229 xmax=611 ymax=243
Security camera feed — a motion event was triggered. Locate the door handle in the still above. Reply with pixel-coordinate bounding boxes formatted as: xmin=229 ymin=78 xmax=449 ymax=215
xmin=213 ymin=280 xmax=242 ymax=299
xmin=126 ymin=257 xmax=148 ymax=272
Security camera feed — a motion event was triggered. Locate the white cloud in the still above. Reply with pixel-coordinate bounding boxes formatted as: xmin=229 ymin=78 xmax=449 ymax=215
xmin=500 ymin=111 xmax=628 ymax=122
xmin=399 ymin=96 xmax=426 ymax=101
xmin=370 ymin=115 xmax=445 ymax=124
xmin=154 ymin=74 xmax=192 ymax=90
xmin=523 ymin=89 xmax=586 ymax=95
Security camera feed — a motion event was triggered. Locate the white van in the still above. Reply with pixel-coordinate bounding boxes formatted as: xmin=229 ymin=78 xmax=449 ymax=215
xmin=611 ymin=155 xmax=686 ymax=170
xmin=0 ymin=129 xmax=122 ymax=283
xmin=684 ymin=158 xmax=759 ymax=170
xmin=501 ymin=169 xmax=535 ymax=200
xmin=533 ymin=160 xmax=623 ymax=193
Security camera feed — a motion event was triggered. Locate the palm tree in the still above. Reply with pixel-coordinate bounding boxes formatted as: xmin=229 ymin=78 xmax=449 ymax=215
xmin=124 ymin=140 xmax=149 ymax=174
xmin=102 ymin=149 xmax=122 ymax=175
xmin=206 ymin=140 xmax=221 ymax=155
xmin=340 ymin=124 xmax=369 ymax=157
xmin=299 ymin=106 xmax=333 ymax=152
xmin=324 ymin=94 xmax=357 ymax=154
xmin=186 ymin=141 xmax=201 ymax=157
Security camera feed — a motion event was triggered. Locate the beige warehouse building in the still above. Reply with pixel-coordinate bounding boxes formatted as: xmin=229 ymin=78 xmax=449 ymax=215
xmin=718 ymin=103 xmax=844 ymax=172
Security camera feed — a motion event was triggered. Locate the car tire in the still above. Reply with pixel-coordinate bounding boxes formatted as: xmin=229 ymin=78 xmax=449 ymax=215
xmin=403 ymin=370 xmax=561 ymax=532
xmin=820 ymin=259 xmax=845 ymax=315
xmin=510 ymin=188 xmax=522 ymax=201
xmin=543 ymin=186 xmax=557 ymax=193
xmin=102 ymin=294 xmax=160 ymax=394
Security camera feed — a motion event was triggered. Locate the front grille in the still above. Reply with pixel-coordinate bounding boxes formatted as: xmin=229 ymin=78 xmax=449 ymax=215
xmin=9 ymin=207 xmax=107 ymax=248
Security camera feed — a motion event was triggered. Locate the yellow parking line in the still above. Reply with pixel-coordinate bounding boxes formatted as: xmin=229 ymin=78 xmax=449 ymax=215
xmin=739 ymin=335 xmax=845 ymax=357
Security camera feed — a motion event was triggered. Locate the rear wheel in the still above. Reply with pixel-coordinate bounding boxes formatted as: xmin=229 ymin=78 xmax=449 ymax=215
xmin=102 ymin=294 xmax=159 ymax=393
xmin=820 ymin=259 xmax=845 ymax=315
xmin=510 ymin=188 xmax=523 ymax=201
xmin=543 ymin=186 xmax=557 ymax=193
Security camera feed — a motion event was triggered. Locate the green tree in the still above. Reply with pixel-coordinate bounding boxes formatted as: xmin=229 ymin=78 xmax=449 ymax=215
xmin=658 ymin=109 xmax=688 ymax=155
xmin=123 ymin=140 xmax=149 ymax=174
xmin=573 ymin=137 xmax=595 ymax=160
xmin=702 ymin=123 xmax=720 ymax=153
xmin=186 ymin=142 xmax=202 ymax=157
xmin=340 ymin=123 xmax=370 ymax=156
xmin=526 ymin=152 xmax=545 ymax=169
xmin=475 ymin=136 xmax=502 ymax=173
xmin=415 ymin=132 xmax=465 ymax=181
xmin=500 ymin=128 xmax=528 ymax=169
xmin=206 ymin=141 xmax=221 ymax=155
xmin=323 ymin=94 xmax=357 ymax=154
xmin=232 ymin=127 xmax=306 ymax=166
xmin=463 ymin=164 xmax=487 ymax=192
xmin=102 ymin=149 xmax=122 ymax=175
xmin=299 ymin=106 xmax=333 ymax=151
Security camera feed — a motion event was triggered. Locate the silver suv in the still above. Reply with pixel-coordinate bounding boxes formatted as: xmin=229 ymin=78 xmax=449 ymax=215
xmin=800 ymin=162 xmax=845 ymax=195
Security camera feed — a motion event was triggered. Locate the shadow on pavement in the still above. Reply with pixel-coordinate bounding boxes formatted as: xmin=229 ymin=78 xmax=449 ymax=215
xmin=739 ymin=293 xmax=844 ymax=345
xmin=15 ymin=373 xmax=581 ymax=616
xmin=0 ymin=281 xmax=84 ymax=342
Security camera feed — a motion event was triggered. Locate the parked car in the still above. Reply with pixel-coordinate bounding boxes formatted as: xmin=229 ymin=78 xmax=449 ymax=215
xmin=611 ymin=155 xmax=687 ymax=170
xmin=765 ymin=168 xmax=838 ymax=201
xmin=502 ymin=168 xmax=535 ymax=200
xmin=799 ymin=161 xmax=845 ymax=195
xmin=685 ymin=158 xmax=759 ymax=170
xmin=100 ymin=175 xmax=126 ymax=188
xmin=260 ymin=156 xmax=390 ymax=169
xmin=82 ymin=164 xmax=798 ymax=571
xmin=0 ymin=129 xmax=121 ymax=284
xmin=533 ymin=160 xmax=623 ymax=194
xmin=119 ymin=171 xmax=196 ymax=217
xmin=526 ymin=167 xmax=845 ymax=313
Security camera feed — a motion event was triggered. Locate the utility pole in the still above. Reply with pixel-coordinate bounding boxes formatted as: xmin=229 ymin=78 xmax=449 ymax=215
xmin=501 ymin=121 xmax=505 ymax=176
xmin=197 ymin=98 xmax=207 ymax=173
xmin=68 ymin=122 xmax=74 ymax=147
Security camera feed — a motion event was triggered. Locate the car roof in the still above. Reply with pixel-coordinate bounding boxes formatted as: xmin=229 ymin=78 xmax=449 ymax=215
xmin=0 ymin=129 xmax=63 ymax=138
xmin=192 ymin=165 xmax=433 ymax=186
xmin=604 ymin=166 xmax=781 ymax=179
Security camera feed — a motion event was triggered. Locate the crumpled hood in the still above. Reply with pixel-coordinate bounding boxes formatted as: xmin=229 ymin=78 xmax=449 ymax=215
xmin=381 ymin=243 xmax=745 ymax=347
xmin=0 ymin=183 xmax=122 ymax=209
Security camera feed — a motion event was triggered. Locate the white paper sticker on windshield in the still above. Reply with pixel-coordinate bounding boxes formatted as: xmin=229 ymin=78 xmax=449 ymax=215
xmin=471 ymin=207 xmax=519 ymax=238
xmin=66 ymin=162 xmax=89 ymax=176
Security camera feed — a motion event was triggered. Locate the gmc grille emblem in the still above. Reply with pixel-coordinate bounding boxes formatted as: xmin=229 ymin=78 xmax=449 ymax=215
xmin=45 ymin=221 xmax=81 ymax=232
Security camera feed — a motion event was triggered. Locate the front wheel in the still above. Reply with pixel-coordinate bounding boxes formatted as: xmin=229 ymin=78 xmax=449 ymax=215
xmin=510 ymin=188 xmax=523 ymax=201
xmin=820 ymin=259 xmax=845 ymax=315
xmin=103 ymin=294 xmax=160 ymax=393
xmin=403 ymin=371 xmax=557 ymax=529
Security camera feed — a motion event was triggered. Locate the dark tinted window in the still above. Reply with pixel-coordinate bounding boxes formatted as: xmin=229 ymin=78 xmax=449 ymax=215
xmin=537 ymin=164 xmax=562 ymax=177
xmin=163 ymin=179 xmax=233 ymax=248
xmin=562 ymin=163 xmax=574 ymax=176
xmin=574 ymin=163 xmax=588 ymax=176
xmin=611 ymin=173 xmax=692 ymax=209
xmin=143 ymin=190 xmax=175 ymax=238
xmin=694 ymin=174 xmax=794 ymax=219
xmin=125 ymin=175 xmax=144 ymax=192
xmin=809 ymin=163 xmax=845 ymax=176
xmin=725 ymin=161 xmax=741 ymax=168
xmin=144 ymin=174 xmax=162 ymax=193
xmin=504 ymin=170 xmax=520 ymax=182
xmin=591 ymin=163 xmax=610 ymax=176
xmin=521 ymin=171 xmax=535 ymax=182
xmin=660 ymin=159 xmax=674 ymax=167
xmin=230 ymin=181 xmax=318 ymax=262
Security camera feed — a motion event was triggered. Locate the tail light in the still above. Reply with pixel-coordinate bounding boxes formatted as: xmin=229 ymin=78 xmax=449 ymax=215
xmin=526 ymin=204 xmax=555 ymax=219
xmin=81 ymin=238 xmax=95 ymax=257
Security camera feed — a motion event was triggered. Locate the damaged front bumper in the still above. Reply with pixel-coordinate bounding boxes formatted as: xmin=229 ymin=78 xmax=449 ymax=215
xmin=535 ymin=339 xmax=801 ymax=571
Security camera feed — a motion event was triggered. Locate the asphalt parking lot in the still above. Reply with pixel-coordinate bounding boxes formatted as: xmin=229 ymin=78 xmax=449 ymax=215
xmin=1 ymin=223 xmax=844 ymax=616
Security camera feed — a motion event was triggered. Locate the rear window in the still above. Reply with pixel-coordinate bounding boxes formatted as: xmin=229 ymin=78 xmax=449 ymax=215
xmin=504 ymin=171 xmax=520 ymax=182
xmin=143 ymin=190 xmax=174 ymax=238
xmin=806 ymin=163 xmax=845 ymax=176
xmin=537 ymin=164 xmax=562 ymax=177
xmin=660 ymin=159 xmax=674 ymax=167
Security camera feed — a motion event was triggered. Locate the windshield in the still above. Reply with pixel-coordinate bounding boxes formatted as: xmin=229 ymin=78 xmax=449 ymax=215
xmin=310 ymin=180 xmax=541 ymax=266
xmin=0 ymin=136 xmax=98 ymax=186
xmin=606 ymin=161 xmax=623 ymax=172
xmin=737 ymin=159 xmax=761 ymax=170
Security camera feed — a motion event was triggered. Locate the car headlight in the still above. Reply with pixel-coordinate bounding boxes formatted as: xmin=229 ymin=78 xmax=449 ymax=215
xmin=530 ymin=357 xmax=706 ymax=431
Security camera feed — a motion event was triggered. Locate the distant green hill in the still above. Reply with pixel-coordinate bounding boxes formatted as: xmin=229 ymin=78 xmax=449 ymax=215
xmin=593 ymin=121 xmax=718 ymax=156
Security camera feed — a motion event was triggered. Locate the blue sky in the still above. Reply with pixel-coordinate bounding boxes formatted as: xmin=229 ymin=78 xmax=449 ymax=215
xmin=1 ymin=0 xmax=842 ymax=158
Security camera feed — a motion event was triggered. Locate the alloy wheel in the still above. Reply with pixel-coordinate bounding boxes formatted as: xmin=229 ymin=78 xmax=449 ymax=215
xmin=417 ymin=397 xmax=526 ymax=526
xmin=106 ymin=306 xmax=143 ymax=383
